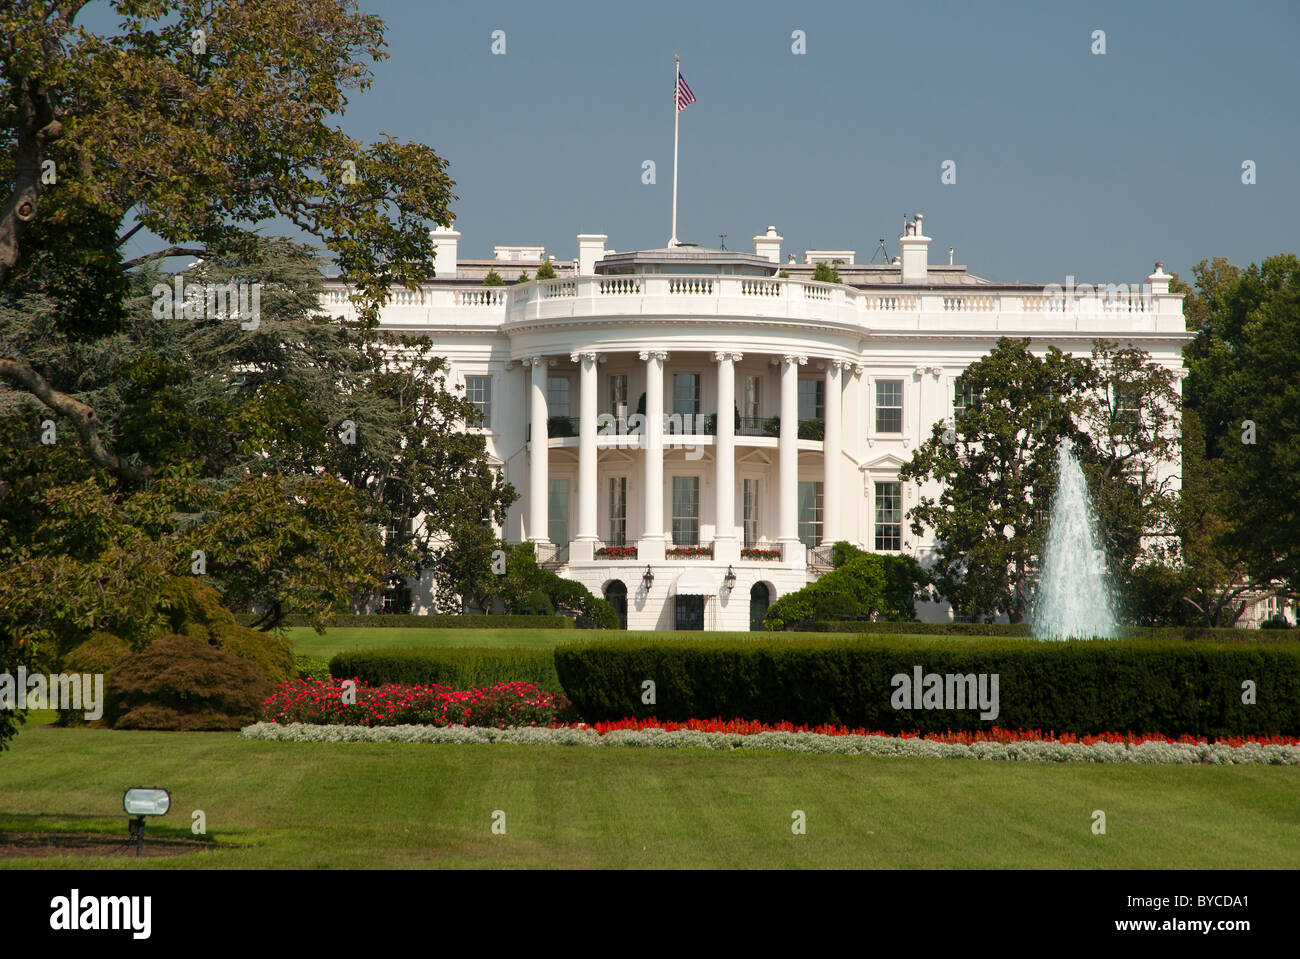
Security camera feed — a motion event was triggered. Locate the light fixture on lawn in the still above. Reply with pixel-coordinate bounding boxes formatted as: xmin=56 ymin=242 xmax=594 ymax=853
xmin=642 ymin=565 xmax=654 ymax=590
xmin=724 ymin=565 xmax=737 ymax=590
xmin=123 ymin=787 xmax=170 ymax=857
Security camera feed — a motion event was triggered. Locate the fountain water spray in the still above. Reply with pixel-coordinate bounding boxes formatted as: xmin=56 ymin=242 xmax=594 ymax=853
xmin=1032 ymin=438 xmax=1118 ymax=640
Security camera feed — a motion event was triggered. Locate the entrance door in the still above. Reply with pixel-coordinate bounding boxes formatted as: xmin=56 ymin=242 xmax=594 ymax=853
xmin=675 ymin=595 xmax=705 ymax=630
xmin=604 ymin=580 xmax=628 ymax=630
xmin=749 ymin=582 xmax=771 ymax=630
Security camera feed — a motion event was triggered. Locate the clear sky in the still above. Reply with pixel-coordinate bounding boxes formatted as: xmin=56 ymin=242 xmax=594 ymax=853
xmin=122 ymin=0 xmax=1300 ymax=287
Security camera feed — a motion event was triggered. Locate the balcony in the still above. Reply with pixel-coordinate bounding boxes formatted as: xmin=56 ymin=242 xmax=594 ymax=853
xmin=323 ymin=272 xmax=1185 ymax=338
xmin=740 ymin=544 xmax=784 ymax=561
xmin=665 ymin=542 xmax=713 ymax=560
xmin=594 ymin=543 xmax=639 ymax=560
xmin=536 ymin=543 xmax=569 ymax=569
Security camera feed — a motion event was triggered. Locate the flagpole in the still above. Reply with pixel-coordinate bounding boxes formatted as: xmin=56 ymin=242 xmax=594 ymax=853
xmin=670 ymin=53 xmax=679 ymax=248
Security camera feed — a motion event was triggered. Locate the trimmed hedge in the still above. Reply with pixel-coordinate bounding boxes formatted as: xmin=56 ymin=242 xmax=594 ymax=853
xmin=329 ymin=646 xmax=561 ymax=692
xmin=234 ymin=613 xmax=575 ymax=629
xmin=807 ymin=621 xmax=1300 ymax=642
xmin=553 ymin=637 xmax=1300 ymax=736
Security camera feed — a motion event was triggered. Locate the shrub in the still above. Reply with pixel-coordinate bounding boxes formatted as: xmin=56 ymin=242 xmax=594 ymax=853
xmin=1260 ymin=614 xmax=1295 ymax=630
xmin=234 ymin=613 xmax=575 ymax=629
xmin=263 ymin=678 xmax=573 ymax=727
xmin=535 ymin=259 xmax=557 ymax=280
xmin=156 ymin=578 xmax=295 ymax=683
xmin=797 ymin=417 xmax=824 ymax=440
xmin=482 ymin=268 xmax=504 ymax=287
xmin=329 ymin=646 xmax=561 ymax=692
xmin=57 ymin=632 xmax=132 ymax=726
xmin=108 ymin=634 xmax=272 ymax=730
xmin=296 ymin=655 xmax=332 ymax=681
xmin=765 ymin=553 xmax=925 ymax=629
xmin=554 ymin=637 xmax=1300 ymax=736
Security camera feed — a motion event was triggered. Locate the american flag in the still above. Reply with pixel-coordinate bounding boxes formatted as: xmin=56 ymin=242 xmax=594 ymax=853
xmin=675 ymin=72 xmax=696 ymax=111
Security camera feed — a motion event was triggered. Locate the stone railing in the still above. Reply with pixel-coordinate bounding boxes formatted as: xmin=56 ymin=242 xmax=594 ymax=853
xmin=321 ymin=275 xmax=1183 ymax=333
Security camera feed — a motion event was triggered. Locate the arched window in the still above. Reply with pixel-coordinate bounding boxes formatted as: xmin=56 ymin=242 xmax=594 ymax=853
xmin=749 ymin=582 xmax=771 ymax=631
xmin=603 ymin=580 xmax=628 ymax=630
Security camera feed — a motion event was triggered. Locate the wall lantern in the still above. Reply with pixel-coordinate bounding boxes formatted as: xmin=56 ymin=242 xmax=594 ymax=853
xmin=724 ymin=566 xmax=737 ymax=590
xmin=123 ymin=787 xmax=170 ymax=857
xmin=642 ymin=566 xmax=654 ymax=590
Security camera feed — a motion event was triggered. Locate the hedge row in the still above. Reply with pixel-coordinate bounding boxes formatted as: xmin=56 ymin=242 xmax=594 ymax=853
xmin=553 ymin=638 xmax=1300 ymax=736
xmin=806 ymin=622 xmax=1300 ymax=642
xmin=328 ymin=647 xmax=561 ymax=692
xmin=234 ymin=613 xmax=575 ymax=629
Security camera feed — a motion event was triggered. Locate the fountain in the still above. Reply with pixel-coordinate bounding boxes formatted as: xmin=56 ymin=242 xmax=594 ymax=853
xmin=1031 ymin=438 xmax=1118 ymax=640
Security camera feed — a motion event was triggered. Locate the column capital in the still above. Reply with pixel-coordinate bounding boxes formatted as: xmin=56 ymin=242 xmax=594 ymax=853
xmin=928 ymin=366 xmax=943 ymax=378
xmin=712 ymin=351 xmax=743 ymax=363
xmin=570 ymin=351 xmax=599 ymax=364
xmin=782 ymin=354 xmax=808 ymax=367
xmin=639 ymin=350 xmax=670 ymax=362
xmin=851 ymin=363 xmax=866 ymax=377
xmin=523 ymin=356 xmax=547 ymax=368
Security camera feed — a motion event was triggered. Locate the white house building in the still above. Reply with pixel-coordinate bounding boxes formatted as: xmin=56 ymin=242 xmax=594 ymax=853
xmin=324 ymin=215 xmax=1191 ymax=630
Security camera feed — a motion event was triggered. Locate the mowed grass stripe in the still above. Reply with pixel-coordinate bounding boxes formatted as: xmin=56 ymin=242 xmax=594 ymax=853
xmin=2 ymin=728 xmax=1299 ymax=868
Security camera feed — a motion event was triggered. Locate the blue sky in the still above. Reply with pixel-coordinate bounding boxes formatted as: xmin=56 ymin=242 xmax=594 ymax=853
xmin=120 ymin=0 xmax=1300 ymax=287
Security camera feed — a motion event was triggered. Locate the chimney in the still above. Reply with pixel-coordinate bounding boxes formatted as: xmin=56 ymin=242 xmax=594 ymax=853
xmin=898 ymin=213 xmax=930 ymax=283
xmin=753 ymin=225 xmax=783 ymax=263
xmin=429 ymin=220 xmax=460 ymax=279
xmin=576 ymin=234 xmax=608 ymax=276
xmin=1146 ymin=261 xmax=1171 ymax=295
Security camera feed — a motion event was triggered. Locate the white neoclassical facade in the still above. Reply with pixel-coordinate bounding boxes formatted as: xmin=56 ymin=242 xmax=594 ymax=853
xmin=324 ymin=216 xmax=1190 ymax=630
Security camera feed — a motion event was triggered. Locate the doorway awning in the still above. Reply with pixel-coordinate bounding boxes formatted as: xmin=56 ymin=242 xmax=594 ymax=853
xmin=671 ymin=569 xmax=718 ymax=596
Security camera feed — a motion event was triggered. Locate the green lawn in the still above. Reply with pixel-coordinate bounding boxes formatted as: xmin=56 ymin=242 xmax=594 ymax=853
xmin=3 ymin=724 xmax=1298 ymax=869
xmin=285 ymin=627 xmax=945 ymax=660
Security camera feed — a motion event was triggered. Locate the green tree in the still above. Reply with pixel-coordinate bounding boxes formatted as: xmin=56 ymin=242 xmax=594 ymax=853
xmin=482 ymin=268 xmax=505 ymax=287
xmin=811 ymin=262 xmax=841 ymax=284
xmin=535 ymin=259 xmax=557 ymax=280
xmin=899 ymin=338 xmax=1095 ymax=622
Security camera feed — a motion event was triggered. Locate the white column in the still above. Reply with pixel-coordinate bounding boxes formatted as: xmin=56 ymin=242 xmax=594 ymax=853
xmin=778 ymin=354 xmax=805 ymax=549
xmin=572 ymin=352 xmax=599 ymax=561
xmin=713 ymin=351 xmax=741 ymax=562
xmin=528 ymin=357 xmax=549 ymax=543
xmin=640 ymin=350 xmax=668 ymax=559
xmin=822 ymin=361 xmax=842 ymax=545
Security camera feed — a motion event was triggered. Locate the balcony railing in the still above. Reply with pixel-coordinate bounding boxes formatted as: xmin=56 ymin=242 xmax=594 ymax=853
xmin=740 ymin=544 xmax=784 ymax=561
xmin=324 ymin=274 xmax=1180 ymax=335
xmin=526 ymin=416 xmax=580 ymax=440
xmin=665 ymin=542 xmax=713 ymax=559
xmin=807 ymin=544 xmax=835 ymax=572
xmin=537 ymin=543 xmax=569 ymax=569
xmin=595 ymin=543 xmax=639 ymax=560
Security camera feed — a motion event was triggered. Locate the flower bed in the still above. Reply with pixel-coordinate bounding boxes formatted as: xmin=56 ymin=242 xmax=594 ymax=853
xmin=261 ymin=678 xmax=571 ymax=728
xmin=740 ymin=547 xmax=781 ymax=561
xmin=665 ymin=545 xmax=712 ymax=558
xmin=595 ymin=545 xmax=638 ymax=559
xmin=239 ymin=719 xmax=1300 ymax=764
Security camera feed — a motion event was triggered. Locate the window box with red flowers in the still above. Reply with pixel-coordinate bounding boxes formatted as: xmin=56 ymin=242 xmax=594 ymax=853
xmin=665 ymin=545 xmax=713 ymax=559
xmin=595 ymin=545 xmax=639 ymax=559
xmin=741 ymin=547 xmax=782 ymax=561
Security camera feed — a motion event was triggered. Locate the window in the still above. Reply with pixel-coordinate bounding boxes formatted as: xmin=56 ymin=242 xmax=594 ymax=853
xmin=744 ymin=375 xmax=762 ymax=421
xmin=798 ymin=481 xmax=823 ymax=548
xmin=672 ymin=476 xmax=700 ymax=545
xmin=798 ymin=378 xmax=824 ymax=422
xmin=465 ymin=375 xmax=492 ymax=428
xmin=875 ymin=380 xmax=903 ymax=433
xmin=875 ymin=481 xmax=902 ymax=551
xmin=609 ymin=374 xmax=628 ymax=416
xmin=548 ymin=478 xmax=569 ymax=547
xmin=673 ymin=373 xmax=701 ymax=416
xmin=608 ymin=476 xmax=627 ymax=545
xmin=1114 ymin=387 xmax=1140 ymax=435
xmin=547 ymin=376 xmax=571 ymax=418
xmin=954 ymin=376 xmax=981 ymax=422
xmin=743 ymin=478 xmax=760 ymax=547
